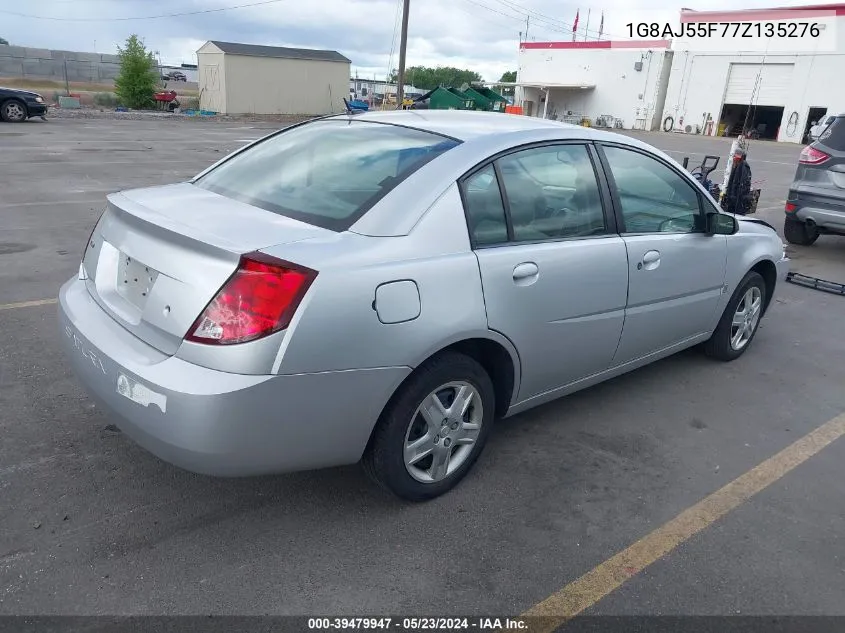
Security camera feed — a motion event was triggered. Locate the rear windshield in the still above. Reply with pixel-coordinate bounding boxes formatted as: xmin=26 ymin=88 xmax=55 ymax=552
xmin=818 ymin=116 xmax=845 ymax=151
xmin=194 ymin=119 xmax=460 ymax=231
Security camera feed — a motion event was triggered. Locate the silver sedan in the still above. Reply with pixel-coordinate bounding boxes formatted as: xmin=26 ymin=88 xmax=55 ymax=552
xmin=58 ymin=110 xmax=789 ymax=500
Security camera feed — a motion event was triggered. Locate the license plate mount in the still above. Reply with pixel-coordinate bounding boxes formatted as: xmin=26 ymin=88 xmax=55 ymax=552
xmin=116 ymin=253 xmax=158 ymax=309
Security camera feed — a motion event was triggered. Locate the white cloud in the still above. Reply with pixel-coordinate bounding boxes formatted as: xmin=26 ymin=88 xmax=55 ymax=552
xmin=0 ymin=0 xmax=829 ymax=82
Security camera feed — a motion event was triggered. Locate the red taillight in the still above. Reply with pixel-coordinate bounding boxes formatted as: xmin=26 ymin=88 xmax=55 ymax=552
xmin=186 ymin=253 xmax=317 ymax=345
xmin=799 ymin=145 xmax=830 ymax=165
xmin=785 ymin=202 xmax=797 ymax=213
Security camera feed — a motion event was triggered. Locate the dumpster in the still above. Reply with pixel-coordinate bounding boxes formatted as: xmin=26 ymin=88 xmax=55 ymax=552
xmin=445 ymin=87 xmax=477 ymax=110
xmin=464 ymin=87 xmax=508 ymax=112
xmin=424 ymin=87 xmax=476 ymax=110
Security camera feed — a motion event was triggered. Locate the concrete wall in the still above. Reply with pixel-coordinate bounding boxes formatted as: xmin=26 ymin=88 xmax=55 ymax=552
xmin=0 ymin=44 xmax=121 ymax=83
xmin=223 ymin=54 xmax=349 ymax=115
xmin=517 ymin=44 xmax=673 ymax=130
xmin=662 ymin=52 xmax=845 ymax=143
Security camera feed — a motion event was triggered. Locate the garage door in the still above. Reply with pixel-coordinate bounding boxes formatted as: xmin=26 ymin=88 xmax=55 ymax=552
xmin=724 ymin=63 xmax=794 ymax=106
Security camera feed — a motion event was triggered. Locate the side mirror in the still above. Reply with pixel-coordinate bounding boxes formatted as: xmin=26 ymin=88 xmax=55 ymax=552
xmin=707 ymin=212 xmax=737 ymax=235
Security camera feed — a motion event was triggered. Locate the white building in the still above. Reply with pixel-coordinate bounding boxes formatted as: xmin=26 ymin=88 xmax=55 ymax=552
xmin=662 ymin=4 xmax=845 ymax=143
xmin=197 ymin=41 xmax=351 ymax=115
xmin=515 ymin=3 xmax=845 ymax=143
xmin=516 ymin=40 xmax=673 ymax=131
xmin=349 ymin=78 xmax=422 ymax=101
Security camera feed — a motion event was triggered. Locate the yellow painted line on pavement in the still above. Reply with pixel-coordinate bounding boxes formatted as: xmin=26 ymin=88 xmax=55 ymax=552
xmin=523 ymin=411 xmax=845 ymax=632
xmin=0 ymin=298 xmax=57 ymax=311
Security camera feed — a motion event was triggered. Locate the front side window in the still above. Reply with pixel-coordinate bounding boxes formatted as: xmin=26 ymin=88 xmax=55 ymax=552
xmin=602 ymin=145 xmax=703 ymax=234
xmin=497 ymin=144 xmax=607 ymax=242
xmin=194 ymin=120 xmax=459 ymax=231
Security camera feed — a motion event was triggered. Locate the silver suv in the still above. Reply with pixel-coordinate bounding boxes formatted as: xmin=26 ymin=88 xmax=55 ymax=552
xmin=785 ymin=114 xmax=845 ymax=245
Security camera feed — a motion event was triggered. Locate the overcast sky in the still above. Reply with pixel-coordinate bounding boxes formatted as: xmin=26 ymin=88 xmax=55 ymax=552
xmin=0 ymin=0 xmax=824 ymax=82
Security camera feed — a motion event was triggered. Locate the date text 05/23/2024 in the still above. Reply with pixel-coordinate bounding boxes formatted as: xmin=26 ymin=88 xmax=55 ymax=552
xmin=307 ymin=618 xmax=528 ymax=631
xmin=627 ymin=21 xmax=822 ymax=39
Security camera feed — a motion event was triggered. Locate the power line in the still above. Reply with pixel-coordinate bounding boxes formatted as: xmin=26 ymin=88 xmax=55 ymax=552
xmin=454 ymin=1 xmax=520 ymax=31
xmin=385 ymin=0 xmax=403 ymax=83
xmin=491 ymin=0 xmax=579 ymax=33
xmin=460 ymin=0 xmax=577 ymax=39
xmin=460 ymin=0 xmax=573 ymax=37
xmin=461 ymin=0 xmax=531 ymax=25
xmin=0 ymin=0 xmax=286 ymax=21
xmin=487 ymin=0 xmax=629 ymax=39
xmin=456 ymin=0 xmax=557 ymax=39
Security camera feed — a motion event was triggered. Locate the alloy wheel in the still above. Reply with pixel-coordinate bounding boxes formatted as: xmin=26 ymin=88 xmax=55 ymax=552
xmin=730 ymin=286 xmax=763 ymax=351
xmin=4 ymin=102 xmax=26 ymax=122
xmin=403 ymin=381 xmax=483 ymax=483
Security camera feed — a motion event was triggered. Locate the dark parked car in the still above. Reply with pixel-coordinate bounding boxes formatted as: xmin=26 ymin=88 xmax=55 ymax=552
xmin=161 ymin=71 xmax=187 ymax=82
xmin=784 ymin=114 xmax=845 ymax=245
xmin=0 ymin=87 xmax=47 ymax=122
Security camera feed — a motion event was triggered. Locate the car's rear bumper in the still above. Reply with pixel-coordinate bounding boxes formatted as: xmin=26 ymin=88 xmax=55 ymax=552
xmin=790 ymin=194 xmax=845 ymax=234
xmin=58 ymin=276 xmax=411 ymax=476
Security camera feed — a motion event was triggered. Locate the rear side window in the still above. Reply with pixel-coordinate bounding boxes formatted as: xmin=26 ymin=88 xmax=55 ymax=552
xmin=194 ymin=120 xmax=459 ymax=231
xmin=463 ymin=165 xmax=508 ymax=245
xmin=498 ymin=144 xmax=606 ymax=241
xmin=818 ymin=117 xmax=845 ymax=151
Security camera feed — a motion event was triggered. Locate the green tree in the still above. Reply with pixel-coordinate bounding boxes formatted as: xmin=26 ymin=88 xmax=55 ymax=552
xmin=0 ymin=37 xmax=9 ymax=45
xmin=390 ymin=66 xmax=484 ymax=91
xmin=114 ymin=34 xmax=158 ymax=109
xmin=498 ymin=70 xmax=516 ymax=96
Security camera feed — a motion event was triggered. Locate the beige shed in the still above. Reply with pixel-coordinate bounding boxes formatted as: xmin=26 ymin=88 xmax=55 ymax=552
xmin=197 ymin=41 xmax=351 ymax=115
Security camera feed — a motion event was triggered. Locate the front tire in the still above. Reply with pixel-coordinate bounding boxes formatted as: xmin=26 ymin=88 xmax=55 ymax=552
xmin=704 ymin=271 xmax=767 ymax=361
xmin=1 ymin=99 xmax=28 ymax=123
xmin=362 ymin=351 xmax=495 ymax=501
xmin=784 ymin=216 xmax=819 ymax=246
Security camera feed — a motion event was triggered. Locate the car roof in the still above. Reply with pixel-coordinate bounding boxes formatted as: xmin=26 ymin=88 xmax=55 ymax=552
xmin=329 ymin=109 xmax=627 ymax=143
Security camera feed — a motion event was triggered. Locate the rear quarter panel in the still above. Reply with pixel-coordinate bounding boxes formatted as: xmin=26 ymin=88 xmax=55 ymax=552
xmin=265 ymin=184 xmax=514 ymax=378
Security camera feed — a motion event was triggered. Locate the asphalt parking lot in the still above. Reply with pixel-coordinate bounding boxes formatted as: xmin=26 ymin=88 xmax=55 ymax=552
xmin=2 ymin=117 xmax=845 ymax=623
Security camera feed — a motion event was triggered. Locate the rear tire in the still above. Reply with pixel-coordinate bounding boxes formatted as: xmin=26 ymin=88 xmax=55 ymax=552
xmin=362 ymin=351 xmax=495 ymax=501
xmin=1 ymin=99 xmax=28 ymax=123
xmin=704 ymin=271 xmax=767 ymax=362
xmin=784 ymin=216 xmax=819 ymax=246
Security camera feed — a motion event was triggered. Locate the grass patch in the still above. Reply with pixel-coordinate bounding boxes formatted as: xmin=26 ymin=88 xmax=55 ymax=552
xmin=180 ymin=96 xmax=199 ymax=110
xmin=93 ymin=92 xmax=120 ymax=108
xmin=1 ymin=76 xmax=116 ymax=93
xmin=1 ymin=76 xmax=197 ymax=98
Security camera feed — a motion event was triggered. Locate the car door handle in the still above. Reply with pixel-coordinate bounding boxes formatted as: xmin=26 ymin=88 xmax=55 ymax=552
xmin=512 ymin=262 xmax=539 ymax=283
xmin=638 ymin=250 xmax=661 ymax=270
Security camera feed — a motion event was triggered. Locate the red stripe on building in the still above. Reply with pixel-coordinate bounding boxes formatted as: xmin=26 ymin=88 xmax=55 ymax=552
xmin=681 ymin=6 xmax=844 ymax=22
xmin=520 ymin=40 xmax=670 ymax=50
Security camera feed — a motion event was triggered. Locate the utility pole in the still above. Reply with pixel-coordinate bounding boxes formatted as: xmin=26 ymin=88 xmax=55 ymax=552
xmin=396 ymin=0 xmax=410 ymax=108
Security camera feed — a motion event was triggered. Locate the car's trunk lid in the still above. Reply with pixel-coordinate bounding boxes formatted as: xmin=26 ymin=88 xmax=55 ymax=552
xmin=83 ymin=183 xmax=329 ymax=355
